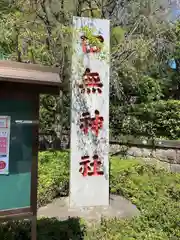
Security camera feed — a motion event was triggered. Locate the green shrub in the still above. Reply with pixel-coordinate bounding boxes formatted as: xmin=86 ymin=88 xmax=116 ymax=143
xmin=1 ymin=152 xmax=180 ymax=239
xmin=0 ymin=218 xmax=85 ymax=240
xmin=111 ymin=100 xmax=180 ymax=139
xmin=38 ymin=151 xmax=69 ymax=207
xmin=107 ymin=158 xmax=180 ymax=239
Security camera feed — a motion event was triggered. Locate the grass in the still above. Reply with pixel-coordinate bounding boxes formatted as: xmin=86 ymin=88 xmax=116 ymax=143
xmin=0 ymin=152 xmax=180 ymax=239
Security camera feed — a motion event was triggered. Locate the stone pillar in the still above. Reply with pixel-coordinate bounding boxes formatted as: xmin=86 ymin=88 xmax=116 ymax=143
xmin=70 ymin=17 xmax=110 ymax=207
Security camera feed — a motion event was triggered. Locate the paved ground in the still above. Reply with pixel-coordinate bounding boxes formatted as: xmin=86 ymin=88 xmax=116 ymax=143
xmin=38 ymin=194 xmax=140 ymax=224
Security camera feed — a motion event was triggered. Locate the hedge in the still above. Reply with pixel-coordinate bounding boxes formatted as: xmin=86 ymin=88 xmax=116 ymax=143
xmin=0 ymin=152 xmax=180 ymax=239
xmin=38 ymin=151 xmax=69 ymax=207
xmin=110 ymin=100 xmax=180 ymax=139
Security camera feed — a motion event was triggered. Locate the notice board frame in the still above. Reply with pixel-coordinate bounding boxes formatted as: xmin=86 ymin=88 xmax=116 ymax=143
xmin=0 ymin=85 xmax=39 ymax=240
xmin=0 ymin=60 xmax=61 ymax=240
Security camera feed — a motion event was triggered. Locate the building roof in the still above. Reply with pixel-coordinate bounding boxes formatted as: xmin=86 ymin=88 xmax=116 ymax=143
xmin=0 ymin=60 xmax=61 ymax=86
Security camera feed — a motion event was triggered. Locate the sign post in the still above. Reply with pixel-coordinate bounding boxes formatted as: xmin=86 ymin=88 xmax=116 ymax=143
xmin=70 ymin=17 xmax=110 ymax=208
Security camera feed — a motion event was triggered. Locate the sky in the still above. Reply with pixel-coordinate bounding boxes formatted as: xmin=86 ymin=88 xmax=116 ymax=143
xmin=169 ymin=7 xmax=180 ymax=21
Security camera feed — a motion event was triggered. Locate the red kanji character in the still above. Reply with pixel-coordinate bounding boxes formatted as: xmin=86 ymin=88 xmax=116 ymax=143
xmin=79 ymin=112 xmax=91 ymax=135
xmin=79 ymin=68 xmax=103 ymax=94
xmin=80 ymin=35 xmax=104 ymax=53
xmin=91 ymin=110 xmax=104 ymax=137
xmin=89 ymin=154 xmax=104 ymax=176
xmin=79 ymin=155 xmax=91 ymax=176
xmin=79 ymin=155 xmax=104 ymax=177
xmin=79 ymin=110 xmax=104 ymax=137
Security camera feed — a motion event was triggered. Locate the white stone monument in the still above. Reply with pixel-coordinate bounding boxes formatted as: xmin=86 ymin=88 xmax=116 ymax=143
xmin=70 ymin=16 xmax=110 ymax=208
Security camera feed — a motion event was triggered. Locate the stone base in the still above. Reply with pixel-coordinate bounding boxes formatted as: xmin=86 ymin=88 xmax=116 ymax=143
xmin=38 ymin=195 xmax=140 ymax=224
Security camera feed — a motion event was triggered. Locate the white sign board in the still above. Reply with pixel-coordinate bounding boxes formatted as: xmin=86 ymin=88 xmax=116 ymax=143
xmin=70 ymin=17 xmax=110 ymax=207
xmin=0 ymin=116 xmax=11 ymax=175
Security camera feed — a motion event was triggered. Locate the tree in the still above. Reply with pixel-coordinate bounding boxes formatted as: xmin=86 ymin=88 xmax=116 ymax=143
xmin=0 ymin=0 xmax=72 ymax=147
xmin=0 ymin=0 xmax=179 ymax=143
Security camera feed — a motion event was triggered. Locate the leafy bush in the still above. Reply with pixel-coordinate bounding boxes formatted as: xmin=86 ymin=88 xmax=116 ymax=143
xmin=90 ymin=158 xmax=180 ymax=239
xmin=0 ymin=218 xmax=85 ymax=240
xmin=38 ymin=151 xmax=69 ymax=207
xmin=1 ymin=152 xmax=180 ymax=239
xmin=111 ymin=100 xmax=180 ymax=139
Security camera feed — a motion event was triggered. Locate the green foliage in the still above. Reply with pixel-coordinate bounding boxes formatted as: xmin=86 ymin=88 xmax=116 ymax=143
xmin=174 ymin=20 xmax=180 ymax=60
xmin=0 ymin=0 xmax=179 ymax=141
xmin=39 ymin=95 xmax=57 ymax=134
xmin=38 ymin=151 xmax=69 ymax=207
xmin=110 ymin=0 xmax=177 ymax=101
xmin=0 ymin=0 xmax=72 ymax=64
xmin=1 ymin=152 xmax=180 ymax=239
xmin=111 ymin=100 xmax=180 ymax=139
xmin=39 ymin=93 xmax=70 ymax=135
xmin=109 ymin=2 xmax=180 ymax=142
xmin=86 ymin=158 xmax=180 ymax=239
xmin=137 ymin=76 xmax=163 ymax=102
xmin=111 ymin=26 xmax=126 ymax=46
xmin=0 ymin=217 xmax=85 ymax=240
xmin=0 ymin=51 xmax=9 ymax=60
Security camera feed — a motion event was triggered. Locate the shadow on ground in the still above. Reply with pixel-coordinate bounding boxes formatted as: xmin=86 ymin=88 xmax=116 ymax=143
xmin=0 ymin=217 xmax=85 ymax=240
